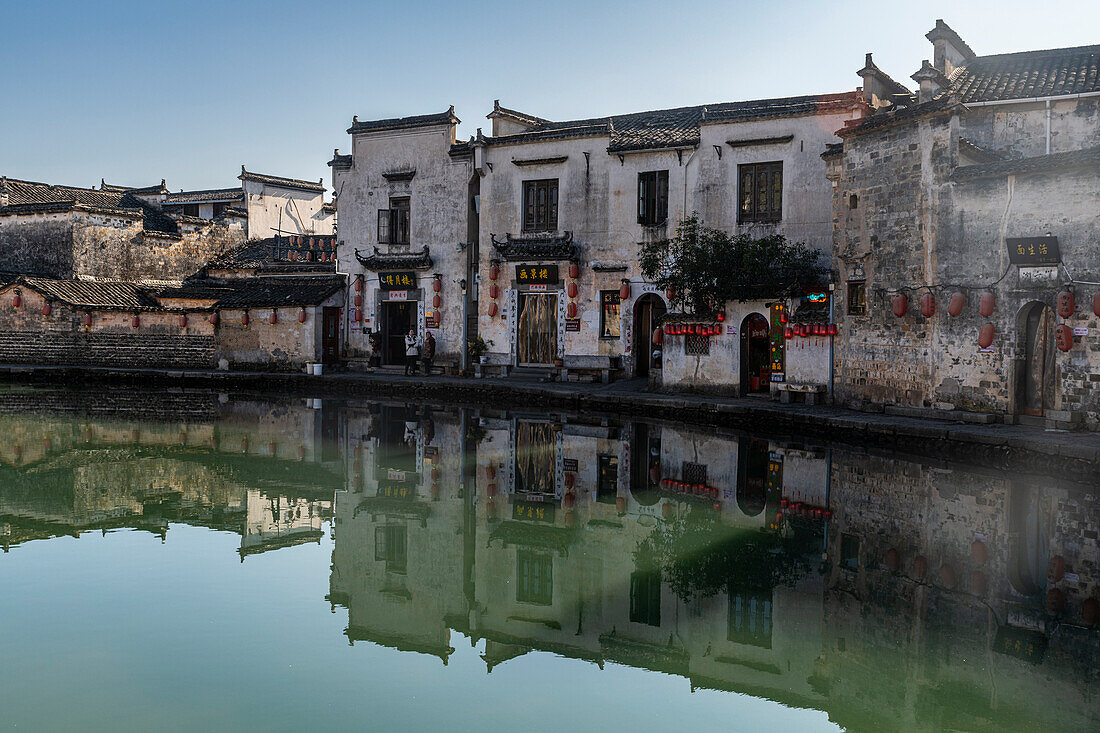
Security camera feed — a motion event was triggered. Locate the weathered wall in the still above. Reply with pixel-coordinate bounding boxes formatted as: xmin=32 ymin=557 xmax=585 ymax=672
xmin=243 ymin=181 xmax=333 ymax=238
xmin=0 ymin=286 xmax=214 ymax=368
xmin=960 ymin=97 xmax=1100 ymax=158
xmin=214 ymin=295 xmax=337 ymax=371
xmin=0 ymin=210 xmax=76 ymax=277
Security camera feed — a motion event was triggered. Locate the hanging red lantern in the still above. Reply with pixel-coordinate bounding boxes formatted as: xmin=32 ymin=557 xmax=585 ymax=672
xmin=489 ymin=283 xmax=499 ymax=299
xmin=619 ymin=280 xmax=630 ymax=300
xmin=269 ymin=310 xmax=278 ymax=325
xmin=563 ymin=492 xmax=575 ymax=510
xmin=354 ymin=277 xmax=363 ymax=293
xmin=179 ymin=313 xmax=188 ymax=328
xmin=242 ymin=311 xmax=250 ymax=327
xmin=12 ymin=291 xmax=21 ymax=309
xmin=568 ymin=262 xmax=579 ymax=279
xmin=948 ymin=292 xmax=965 ymax=316
xmin=433 ymin=277 xmax=442 ymax=293
xmin=1055 ymin=324 xmax=1073 ymax=352
xmin=488 ymin=302 xmax=498 ymax=317
xmin=978 ymin=323 xmax=995 ymax=349
xmin=298 ymin=308 xmax=307 ymax=323
xmin=920 ymin=292 xmax=936 ymax=317
xmin=827 ymin=323 xmax=838 ymax=335
xmin=652 ymin=326 xmax=663 ymax=345
xmin=433 ymin=294 xmax=442 ymax=309
xmin=42 ymin=302 xmax=51 ymax=317
xmin=784 ymin=327 xmax=793 ymax=339
xmin=210 ymin=311 xmax=219 ymax=325
xmin=567 ymin=281 xmax=578 ymax=299
xmin=892 ymin=293 xmax=908 ymax=317
xmin=1057 ymin=289 xmax=1075 ymax=319
xmin=83 ymin=312 xmax=92 ymax=328
xmin=433 ymin=312 xmax=442 ymax=327
xmin=131 ymin=314 xmax=140 ymax=328
xmin=979 ymin=292 xmax=995 ymax=317
xmin=779 ymin=311 xmax=788 ymax=323
xmin=716 ymin=311 xmax=725 ymax=322
xmin=354 ymin=294 xmax=362 ymax=307
xmin=567 ymin=301 xmax=578 ymax=318
xmin=489 ymin=263 xmax=499 ymax=281
xmin=665 ymin=287 xmax=676 ymax=301
xmin=1094 ymin=292 xmax=1100 ymax=318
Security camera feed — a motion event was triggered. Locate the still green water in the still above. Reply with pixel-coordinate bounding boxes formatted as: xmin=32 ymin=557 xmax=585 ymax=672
xmin=0 ymin=389 xmax=1096 ymax=732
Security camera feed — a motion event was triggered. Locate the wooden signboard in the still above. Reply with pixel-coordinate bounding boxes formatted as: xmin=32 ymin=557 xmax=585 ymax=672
xmin=516 ymin=265 xmax=559 ymax=284
xmin=379 ymin=271 xmax=418 ymax=290
xmin=1007 ymin=237 xmax=1061 ymax=266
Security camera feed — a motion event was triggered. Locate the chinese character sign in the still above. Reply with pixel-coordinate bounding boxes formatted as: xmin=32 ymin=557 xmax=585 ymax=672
xmin=379 ymin=272 xmax=418 ymax=290
xmin=514 ymin=265 xmax=559 ymax=285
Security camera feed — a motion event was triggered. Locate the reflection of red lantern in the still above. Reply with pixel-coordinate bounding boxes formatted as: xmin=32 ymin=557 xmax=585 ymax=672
xmin=179 ymin=314 xmax=188 ymax=328
xmin=920 ymin=292 xmax=936 ymax=317
xmin=568 ymin=262 xmax=579 ymax=279
xmin=892 ymin=294 xmax=908 ymax=317
xmin=567 ymin=281 xmax=578 ymax=298
xmin=971 ymin=540 xmax=988 ymax=565
xmin=1057 ymin=289 xmax=1075 ymax=318
xmin=564 ymin=509 xmax=575 ymax=527
xmin=939 ymin=564 xmax=957 ymax=589
xmin=1047 ymin=556 xmax=1065 ymax=582
xmin=1055 ymin=325 xmax=1073 ymax=352
xmin=619 ymin=280 xmax=630 ymax=300
xmin=430 ymin=483 xmax=440 ymax=501
xmin=487 ymin=483 xmax=498 ymax=497
xmin=1083 ymin=598 xmax=1099 ymax=627
xmin=948 ymin=292 xmax=965 ymax=316
xmin=486 ymin=465 xmax=496 ymax=480
xmin=978 ymin=323 xmax=995 ymax=349
xmin=489 ymin=264 xmax=499 ymax=281
xmin=563 ymin=492 xmax=575 ymax=510
xmin=488 ymin=302 xmax=498 ymax=317
xmin=971 ymin=571 xmax=987 ymax=596
xmin=564 ymin=472 xmax=575 ymax=489
xmin=913 ymin=556 xmax=928 ymax=580
xmin=299 ymin=308 xmax=307 ymax=323
xmin=979 ymin=292 xmax=995 ymax=317
xmin=885 ymin=548 xmax=900 ymax=572
xmin=269 ymin=310 xmax=278 ymax=325
xmin=1046 ymin=588 xmax=1065 ymax=615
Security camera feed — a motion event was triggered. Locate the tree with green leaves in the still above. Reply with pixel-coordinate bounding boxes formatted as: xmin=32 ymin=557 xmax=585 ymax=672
xmin=639 ymin=215 xmax=826 ymax=315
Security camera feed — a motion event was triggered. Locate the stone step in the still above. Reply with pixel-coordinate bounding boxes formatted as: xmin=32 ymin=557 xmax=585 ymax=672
xmin=884 ymin=405 xmax=998 ymax=424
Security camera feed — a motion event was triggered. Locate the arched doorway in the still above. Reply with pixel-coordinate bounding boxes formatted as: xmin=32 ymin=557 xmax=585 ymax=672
xmin=1007 ymin=482 xmax=1048 ymax=597
xmin=1016 ymin=302 xmax=1058 ymax=416
xmin=633 ymin=294 xmax=667 ymax=377
xmin=740 ymin=313 xmax=771 ymax=394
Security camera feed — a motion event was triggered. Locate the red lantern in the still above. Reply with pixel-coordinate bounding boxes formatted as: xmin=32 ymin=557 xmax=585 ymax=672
xmin=979 ymin=292 xmax=995 ymax=317
xmin=1055 ymin=324 xmax=1073 ymax=352
xmin=489 ymin=283 xmax=499 ymax=299
xmin=269 ymin=310 xmax=278 ymax=325
xmin=619 ymin=280 xmax=630 ymax=300
xmin=1057 ymin=289 xmax=1075 ymax=319
xmin=567 ymin=282 xmax=578 ymax=299
xmin=83 ymin=313 xmax=92 ymax=328
xmin=563 ymin=492 xmax=575 ymax=510
xmin=131 ymin=314 xmax=140 ymax=328
xmin=948 ymin=292 xmax=965 ymax=316
xmin=827 ymin=323 xmax=838 ymax=335
xmin=568 ymin=262 xmax=579 ymax=279
xmin=652 ymin=327 xmax=663 ymax=345
xmin=42 ymin=302 xmax=51 ymax=317
xmin=920 ymin=292 xmax=936 ymax=317
xmin=354 ymin=277 xmax=363 ymax=292
xmin=242 ymin=311 xmax=250 ymax=327
xmin=179 ymin=314 xmax=187 ymax=328
xmin=433 ymin=294 xmax=442 ymax=309
xmin=885 ymin=548 xmax=900 ymax=572
xmin=1094 ymin=292 xmax=1100 ymax=318
xmin=209 ymin=311 xmax=219 ymax=325
xmin=971 ymin=540 xmax=988 ymax=566
xmin=354 ymin=294 xmax=362 ymax=307
xmin=488 ymin=302 xmax=498 ymax=317
xmin=299 ymin=308 xmax=307 ymax=323
xmin=12 ymin=292 xmax=21 ymax=309
xmin=892 ymin=293 xmax=908 ymax=317
xmin=567 ymin=302 xmax=578 ymax=318
xmin=433 ymin=312 xmax=442 ymax=327
xmin=784 ymin=327 xmax=793 ymax=339
xmin=779 ymin=311 xmax=788 ymax=323
xmin=716 ymin=311 xmax=725 ymax=322
xmin=978 ymin=323 xmax=995 ymax=349
xmin=433 ymin=277 xmax=442 ymax=293
xmin=939 ymin=564 xmax=957 ymax=589
xmin=489 ymin=263 xmax=499 ymax=281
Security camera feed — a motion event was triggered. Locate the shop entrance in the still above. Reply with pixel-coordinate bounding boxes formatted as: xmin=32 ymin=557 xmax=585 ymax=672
xmin=633 ymin=294 xmax=667 ymax=377
xmin=517 ymin=292 xmax=558 ymax=366
xmin=383 ymin=300 xmax=415 ymax=366
xmin=740 ymin=313 xmax=772 ymax=394
xmin=321 ymin=307 xmax=341 ymax=364
xmin=1018 ymin=302 xmax=1057 ymax=416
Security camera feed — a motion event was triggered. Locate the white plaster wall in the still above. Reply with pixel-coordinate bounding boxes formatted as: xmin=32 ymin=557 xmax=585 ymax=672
xmin=243 ymin=180 xmax=333 ymax=238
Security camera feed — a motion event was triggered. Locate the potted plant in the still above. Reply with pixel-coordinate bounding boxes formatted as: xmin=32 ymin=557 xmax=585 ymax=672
xmin=468 ymin=336 xmax=492 ymax=364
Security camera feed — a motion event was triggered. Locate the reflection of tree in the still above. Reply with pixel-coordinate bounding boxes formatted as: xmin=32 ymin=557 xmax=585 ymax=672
xmin=634 ymin=508 xmax=818 ymax=601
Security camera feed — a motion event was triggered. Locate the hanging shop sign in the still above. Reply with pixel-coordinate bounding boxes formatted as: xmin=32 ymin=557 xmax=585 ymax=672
xmin=379 ymin=271 xmax=418 ymax=290
xmin=516 ymin=264 xmax=559 ymax=285
xmin=1006 ymin=236 xmax=1061 ymax=266
xmin=769 ymin=303 xmax=786 ymax=383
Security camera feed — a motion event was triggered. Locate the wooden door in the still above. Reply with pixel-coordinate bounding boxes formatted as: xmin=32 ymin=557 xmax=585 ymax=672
xmin=321 ymin=308 xmax=340 ymax=364
xmin=1021 ymin=305 xmax=1056 ymax=416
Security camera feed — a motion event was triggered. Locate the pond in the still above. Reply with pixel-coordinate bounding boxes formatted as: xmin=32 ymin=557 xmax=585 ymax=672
xmin=0 ymin=389 xmax=1097 ymax=732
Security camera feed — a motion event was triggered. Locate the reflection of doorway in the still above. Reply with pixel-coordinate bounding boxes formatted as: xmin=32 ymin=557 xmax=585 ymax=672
xmin=1017 ymin=303 xmax=1057 ymax=416
xmin=633 ymin=294 xmax=667 ymax=377
xmin=629 ymin=422 xmax=661 ymax=505
xmin=736 ymin=437 xmax=769 ymax=516
xmin=515 ymin=421 xmax=555 ymax=495
xmin=322 ymin=307 xmax=340 ymax=364
xmin=517 ymin=293 xmax=558 ymax=365
xmin=383 ymin=301 xmax=414 ymax=365
xmin=1007 ymin=482 xmax=1047 ymax=596
xmin=740 ymin=313 xmax=771 ymax=394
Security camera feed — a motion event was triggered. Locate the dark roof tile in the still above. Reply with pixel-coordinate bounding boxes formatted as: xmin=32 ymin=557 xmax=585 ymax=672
xmin=951 ymin=145 xmax=1100 ymax=181
xmin=238 ymin=167 xmax=325 ymax=193
xmin=163 ymin=187 xmax=244 ymax=204
xmin=949 ymin=44 xmax=1100 ymax=103
xmin=348 ymin=107 xmax=460 ymax=135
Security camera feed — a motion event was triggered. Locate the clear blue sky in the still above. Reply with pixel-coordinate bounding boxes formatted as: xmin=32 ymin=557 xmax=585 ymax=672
xmin=2 ymin=0 xmax=1096 ymax=194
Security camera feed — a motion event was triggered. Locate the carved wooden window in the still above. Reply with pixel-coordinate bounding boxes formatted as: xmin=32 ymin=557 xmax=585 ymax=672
xmin=378 ymin=197 xmax=410 ymax=245
xmin=685 ymin=333 xmax=710 ymax=356
xmin=638 ymin=170 xmax=669 ymax=226
xmin=523 ymin=179 xmax=558 ymax=232
xmin=599 ymin=291 xmax=621 ymax=339
xmin=738 ymin=162 xmax=782 ymax=223
xmin=847 ymin=281 xmax=866 ymax=315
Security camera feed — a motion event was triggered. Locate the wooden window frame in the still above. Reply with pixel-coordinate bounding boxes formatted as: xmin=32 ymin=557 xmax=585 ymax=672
xmin=637 ymin=170 xmax=669 ymax=226
xmin=522 ymin=179 xmax=558 ymax=233
xmin=738 ymin=161 xmax=783 ymax=223
xmin=847 ymin=281 xmax=866 ymax=316
xmin=599 ymin=290 xmax=621 ymax=339
xmin=685 ymin=333 xmax=710 ymax=356
xmin=516 ymin=550 xmax=553 ymax=605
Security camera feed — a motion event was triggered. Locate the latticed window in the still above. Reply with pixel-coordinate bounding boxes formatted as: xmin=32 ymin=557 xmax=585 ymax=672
xmin=375 ymin=524 xmax=407 ymax=574
xmin=847 ymin=281 xmax=866 ymax=315
xmin=516 ymin=550 xmax=553 ymax=605
xmin=682 ymin=461 xmax=707 ymax=486
xmin=522 ymin=179 xmax=558 ymax=232
xmin=377 ymin=197 xmax=410 ymax=244
xmin=638 ymin=170 xmax=669 ymax=226
xmin=600 ymin=291 xmax=621 ymax=338
xmin=738 ymin=162 xmax=782 ymax=223
xmin=685 ymin=333 xmax=710 ymax=355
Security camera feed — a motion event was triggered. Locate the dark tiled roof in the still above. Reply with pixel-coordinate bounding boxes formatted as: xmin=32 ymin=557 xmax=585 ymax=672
xmin=348 ymin=107 xmax=460 ymax=135
xmin=449 ymin=140 xmax=473 ymax=157
xmin=487 ymin=100 xmax=549 ymax=127
xmin=2 ymin=177 xmax=128 ymax=209
xmin=100 ymin=180 xmax=169 ymax=195
xmin=18 ymin=277 xmax=160 ymax=310
xmin=839 ymin=94 xmax=961 ymax=137
xmin=951 ymin=145 xmax=1100 ymax=181
xmin=190 ymin=276 xmax=346 ymax=308
xmin=490 ymin=232 xmax=576 ymax=262
xmin=958 ymin=137 xmax=1006 ymax=162
xmin=484 ymin=93 xmax=863 ymax=153
xmin=355 ymin=245 xmax=433 ymax=271
xmin=948 ymin=44 xmax=1100 ymax=103
xmin=328 ymin=151 xmax=353 ymax=169
xmin=206 ymin=236 xmax=338 ymax=274
xmin=239 ymin=167 xmax=325 ymax=193
xmin=163 ymin=187 xmax=244 ymax=204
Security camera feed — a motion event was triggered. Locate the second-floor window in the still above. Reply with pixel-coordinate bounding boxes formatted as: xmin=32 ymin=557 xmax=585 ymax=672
xmin=738 ymin=162 xmax=782 ymax=223
xmin=523 ymin=179 xmax=558 ymax=232
xmin=377 ymin=196 xmax=410 ymax=245
xmin=638 ymin=170 xmax=668 ymax=226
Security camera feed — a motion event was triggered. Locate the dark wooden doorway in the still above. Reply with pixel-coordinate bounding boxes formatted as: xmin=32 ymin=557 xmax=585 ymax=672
xmin=633 ymin=294 xmax=667 ymax=377
xmin=516 ymin=293 xmax=557 ymax=366
xmin=1019 ymin=303 xmax=1057 ymax=416
xmin=740 ymin=313 xmax=771 ymax=394
xmin=383 ymin=301 xmax=414 ymax=366
xmin=321 ymin=307 xmax=340 ymax=364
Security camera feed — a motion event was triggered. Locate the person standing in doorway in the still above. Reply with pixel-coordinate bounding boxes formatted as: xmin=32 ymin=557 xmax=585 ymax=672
xmin=404 ymin=329 xmax=420 ymax=376
xmin=421 ymin=331 xmax=436 ymax=376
